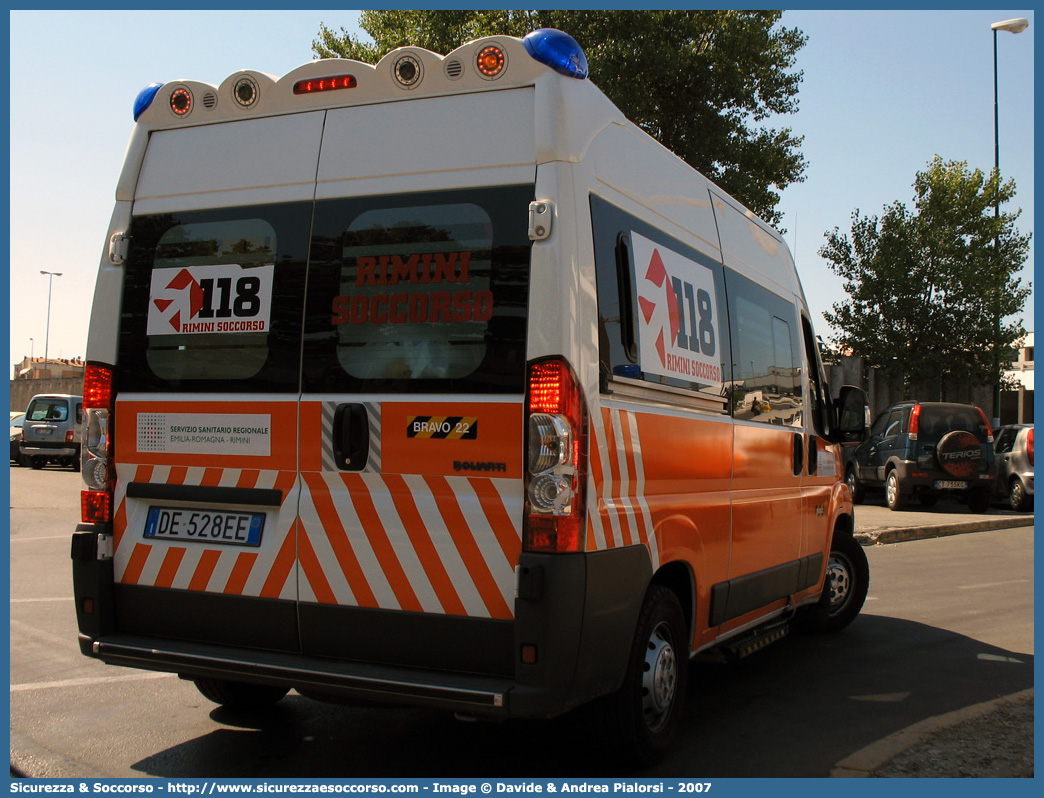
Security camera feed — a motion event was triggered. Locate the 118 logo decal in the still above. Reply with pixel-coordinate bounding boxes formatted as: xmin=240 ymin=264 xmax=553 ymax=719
xmin=631 ymin=232 xmax=722 ymax=385
xmin=147 ymin=263 xmax=275 ymax=336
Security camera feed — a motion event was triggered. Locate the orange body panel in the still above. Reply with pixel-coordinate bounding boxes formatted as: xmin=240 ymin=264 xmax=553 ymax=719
xmin=588 ymin=404 xmax=844 ymax=651
xmin=381 ymin=402 xmax=523 ymax=479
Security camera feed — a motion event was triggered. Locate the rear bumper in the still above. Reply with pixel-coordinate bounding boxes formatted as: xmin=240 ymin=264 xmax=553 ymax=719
xmin=21 ymin=442 xmax=79 ymax=458
xmin=80 ymin=633 xmax=514 ymax=714
xmin=72 ymin=526 xmax=652 ymax=719
xmin=891 ymin=461 xmax=994 ymax=492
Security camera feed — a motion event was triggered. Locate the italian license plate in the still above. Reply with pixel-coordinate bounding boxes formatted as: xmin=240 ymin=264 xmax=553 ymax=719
xmin=934 ymin=480 xmax=968 ymax=490
xmin=144 ymin=506 xmax=265 ymax=547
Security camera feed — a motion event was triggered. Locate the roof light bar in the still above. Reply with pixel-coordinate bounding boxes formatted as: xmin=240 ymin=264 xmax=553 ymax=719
xmin=523 ymin=28 xmax=589 ymax=80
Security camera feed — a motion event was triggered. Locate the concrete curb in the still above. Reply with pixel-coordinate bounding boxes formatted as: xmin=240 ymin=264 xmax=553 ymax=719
xmin=830 ymin=688 xmax=1035 ymax=777
xmin=855 ymin=515 xmax=1033 ymax=546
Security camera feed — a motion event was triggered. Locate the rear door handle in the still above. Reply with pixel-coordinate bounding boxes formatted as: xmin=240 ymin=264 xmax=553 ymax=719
xmin=333 ymin=403 xmax=369 ymax=472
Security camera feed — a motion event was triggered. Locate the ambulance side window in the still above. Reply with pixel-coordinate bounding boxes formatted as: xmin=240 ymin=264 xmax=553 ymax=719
xmin=591 ymin=195 xmax=732 ymax=406
xmin=725 ymin=271 xmax=804 ymax=427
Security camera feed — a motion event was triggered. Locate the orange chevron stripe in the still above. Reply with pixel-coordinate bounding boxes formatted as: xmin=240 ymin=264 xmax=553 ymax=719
xmin=237 ymin=469 xmax=261 ymax=489
xmin=425 ymin=475 xmax=511 ymax=619
xmin=601 ymin=412 xmax=624 ymax=548
xmin=260 ymin=518 xmax=298 ymax=598
xmin=297 ymin=522 xmax=338 ymax=605
xmin=303 ymin=472 xmax=377 ymax=608
xmin=155 ymin=546 xmax=187 ymax=588
xmin=618 ymin=411 xmax=647 ymax=546
xmin=468 ymin=478 xmax=521 ymax=565
xmin=188 ymin=549 xmax=221 ymax=592
xmin=343 ymin=474 xmax=422 ymax=613
xmin=201 ymin=467 xmax=224 ymax=487
xmin=122 ymin=543 xmax=152 ymax=585
xmin=115 ymin=464 xmax=154 ymax=550
xmin=223 ymin=551 xmax=258 ymax=595
xmin=385 ymin=474 xmax=466 ymax=616
xmin=273 ymin=470 xmax=298 ymax=499
xmin=590 ymin=413 xmax=606 ymax=493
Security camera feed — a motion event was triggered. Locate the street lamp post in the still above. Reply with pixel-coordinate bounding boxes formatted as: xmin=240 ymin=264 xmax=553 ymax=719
xmin=40 ymin=270 xmax=63 ymax=372
xmin=990 ymin=17 xmax=1029 ymax=427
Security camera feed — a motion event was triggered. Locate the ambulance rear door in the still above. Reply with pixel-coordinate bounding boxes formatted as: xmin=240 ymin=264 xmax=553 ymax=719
xmin=294 ymin=91 xmax=535 ymax=677
xmin=109 ymin=112 xmax=324 ymax=652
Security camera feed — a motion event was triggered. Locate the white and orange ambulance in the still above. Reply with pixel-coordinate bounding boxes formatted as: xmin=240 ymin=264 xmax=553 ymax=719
xmin=73 ymin=29 xmax=870 ymax=763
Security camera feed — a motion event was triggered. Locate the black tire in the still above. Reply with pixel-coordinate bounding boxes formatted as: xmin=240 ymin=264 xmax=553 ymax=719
xmin=1009 ymin=478 xmax=1033 ymax=512
xmin=918 ymin=491 xmax=939 ymax=508
xmin=884 ymin=470 xmax=908 ymax=511
xmin=797 ymin=530 xmax=869 ymax=634
xmin=607 ymin=585 xmax=688 ymax=766
xmin=30 ymin=457 xmax=44 ymax=470
xmin=193 ymin=678 xmax=289 ymax=709
xmin=966 ymin=490 xmax=991 ymax=514
xmin=845 ymin=465 xmax=864 ymax=504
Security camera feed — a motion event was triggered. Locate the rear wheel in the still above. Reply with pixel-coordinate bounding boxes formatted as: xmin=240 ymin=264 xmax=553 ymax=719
xmin=1009 ymin=478 xmax=1033 ymax=512
xmin=918 ymin=491 xmax=939 ymax=508
xmin=796 ymin=530 xmax=869 ymax=633
xmin=967 ymin=490 xmax=991 ymax=514
xmin=845 ymin=465 xmax=864 ymax=504
xmin=193 ymin=678 xmax=289 ymax=709
xmin=607 ymin=585 xmax=688 ymax=766
xmin=885 ymin=470 xmax=908 ymax=511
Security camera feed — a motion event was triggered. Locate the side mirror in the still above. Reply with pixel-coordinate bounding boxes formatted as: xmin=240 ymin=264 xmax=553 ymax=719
xmin=834 ymin=385 xmax=870 ymax=444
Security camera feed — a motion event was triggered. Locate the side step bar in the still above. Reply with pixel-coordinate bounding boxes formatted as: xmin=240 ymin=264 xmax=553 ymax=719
xmin=700 ymin=619 xmax=791 ymax=663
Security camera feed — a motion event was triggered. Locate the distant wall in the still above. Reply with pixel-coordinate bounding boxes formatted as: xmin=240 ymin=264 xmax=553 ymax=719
xmin=826 ymin=356 xmax=1021 ymax=424
xmin=9 ymin=378 xmax=84 ymax=412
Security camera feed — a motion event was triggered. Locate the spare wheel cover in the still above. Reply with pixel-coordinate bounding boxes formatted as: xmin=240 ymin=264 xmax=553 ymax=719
xmin=936 ymin=430 xmax=983 ymax=478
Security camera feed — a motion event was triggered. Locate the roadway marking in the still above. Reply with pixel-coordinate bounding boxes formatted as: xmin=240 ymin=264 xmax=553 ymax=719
xmin=959 ymin=580 xmax=1031 ymax=590
xmin=11 ymin=672 xmax=176 ymax=693
xmin=10 ymin=535 xmax=76 ymax=542
xmin=978 ymin=653 xmax=1025 ymax=664
xmin=11 ymin=597 xmax=74 ymax=603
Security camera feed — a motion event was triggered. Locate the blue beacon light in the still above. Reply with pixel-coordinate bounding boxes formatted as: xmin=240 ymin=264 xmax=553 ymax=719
xmin=133 ymin=82 xmax=164 ymax=121
xmin=523 ymin=29 xmax=589 ymax=80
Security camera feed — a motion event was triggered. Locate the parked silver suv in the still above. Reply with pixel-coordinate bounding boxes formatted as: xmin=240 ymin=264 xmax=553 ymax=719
xmin=993 ymin=424 xmax=1034 ymax=511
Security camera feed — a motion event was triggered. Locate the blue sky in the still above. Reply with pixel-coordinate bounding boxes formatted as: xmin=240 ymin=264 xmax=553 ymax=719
xmin=7 ymin=8 xmax=1035 ymax=371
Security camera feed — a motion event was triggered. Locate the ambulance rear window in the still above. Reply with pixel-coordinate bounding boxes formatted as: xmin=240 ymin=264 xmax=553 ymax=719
xmin=117 ymin=202 xmax=313 ymax=393
xmin=303 ymin=185 xmax=531 ymax=394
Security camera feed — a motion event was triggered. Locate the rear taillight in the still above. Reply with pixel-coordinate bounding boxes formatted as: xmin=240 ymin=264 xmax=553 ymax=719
xmin=908 ymin=404 xmax=921 ymax=440
xmin=81 ymin=491 xmax=111 ymax=524
xmin=1028 ymin=428 xmax=1034 ymax=467
xmin=524 ymin=357 xmax=587 ymax=553
xmin=975 ymin=408 xmax=994 ymax=443
xmin=81 ymin=363 xmax=115 ymax=524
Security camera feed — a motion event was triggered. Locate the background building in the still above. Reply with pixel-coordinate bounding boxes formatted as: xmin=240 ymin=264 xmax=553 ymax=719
xmin=10 ymin=356 xmax=84 ymax=411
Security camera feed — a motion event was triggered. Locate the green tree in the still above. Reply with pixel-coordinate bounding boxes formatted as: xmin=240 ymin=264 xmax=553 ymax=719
xmin=313 ymin=10 xmax=807 ymax=225
xmin=821 ymin=156 xmax=1032 ymax=400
